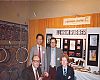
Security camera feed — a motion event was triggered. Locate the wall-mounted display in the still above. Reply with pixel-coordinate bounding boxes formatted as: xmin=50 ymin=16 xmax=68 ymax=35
xmin=76 ymin=53 xmax=81 ymax=57
xmin=64 ymin=40 xmax=67 ymax=43
xmin=64 ymin=46 xmax=68 ymax=49
xmin=63 ymin=38 xmax=83 ymax=58
xmin=69 ymin=51 xmax=75 ymax=56
xmin=90 ymin=35 xmax=97 ymax=46
xmin=89 ymin=50 xmax=96 ymax=61
xmin=46 ymin=34 xmax=52 ymax=48
xmin=77 ymin=46 xmax=80 ymax=49
xmin=70 ymin=40 xmax=75 ymax=50
xmin=77 ymin=40 xmax=80 ymax=44
xmin=56 ymin=38 xmax=61 ymax=48
xmin=87 ymin=34 xmax=99 ymax=66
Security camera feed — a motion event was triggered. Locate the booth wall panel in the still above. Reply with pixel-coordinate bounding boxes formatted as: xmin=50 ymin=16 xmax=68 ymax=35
xmin=29 ymin=13 xmax=100 ymax=52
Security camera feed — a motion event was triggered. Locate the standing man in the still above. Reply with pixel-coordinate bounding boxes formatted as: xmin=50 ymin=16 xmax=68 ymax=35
xmin=56 ymin=54 xmax=74 ymax=80
xmin=22 ymin=55 xmax=42 ymax=80
xmin=29 ymin=34 xmax=47 ymax=73
xmin=46 ymin=37 xmax=63 ymax=80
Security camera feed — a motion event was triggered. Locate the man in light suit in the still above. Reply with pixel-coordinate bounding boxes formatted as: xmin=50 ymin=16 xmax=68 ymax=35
xmin=46 ymin=37 xmax=63 ymax=80
xmin=56 ymin=54 xmax=74 ymax=80
xmin=22 ymin=55 xmax=42 ymax=80
xmin=29 ymin=34 xmax=47 ymax=73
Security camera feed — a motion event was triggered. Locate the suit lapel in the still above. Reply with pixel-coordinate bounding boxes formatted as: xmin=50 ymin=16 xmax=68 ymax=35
xmin=28 ymin=65 xmax=35 ymax=80
xmin=37 ymin=67 xmax=42 ymax=77
xmin=49 ymin=47 xmax=51 ymax=65
xmin=66 ymin=66 xmax=69 ymax=79
xmin=67 ymin=66 xmax=71 ymax=75
xmin=28 ymin=65 xmax=42 ymax=79
xmin=61 ymin=66 xmax=63 ymax=76
xmin=33 ymin=46 xmax=38 ymax=55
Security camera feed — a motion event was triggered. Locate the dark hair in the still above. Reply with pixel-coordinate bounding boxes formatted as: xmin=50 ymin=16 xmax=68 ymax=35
xmin=50 ymin=37 xmax=57 ymax=44
xmin=36 ymin=33 xmax=44 ymax=40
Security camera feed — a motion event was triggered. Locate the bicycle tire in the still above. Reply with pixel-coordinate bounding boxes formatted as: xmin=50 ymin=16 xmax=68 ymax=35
xmin=15 ymin=47 xmax=28 ymax=64
xmin=0 ymin=48 xmax=7 ymax=63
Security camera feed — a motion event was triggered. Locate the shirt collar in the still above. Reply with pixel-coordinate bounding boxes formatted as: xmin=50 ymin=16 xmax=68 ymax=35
xmin=63 ymin=66 xmax=67 ymax=70
xmin=32 ymin=64 xmax=37 ymax=72
xmin=37 ymin=44 xmax=42 ymax=48
xmin=51 ymin=47 xmax=56 ymax=50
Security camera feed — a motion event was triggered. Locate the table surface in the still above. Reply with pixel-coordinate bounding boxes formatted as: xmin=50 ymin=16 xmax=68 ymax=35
xmin=75 ymin=70 xmax=100 ymax=80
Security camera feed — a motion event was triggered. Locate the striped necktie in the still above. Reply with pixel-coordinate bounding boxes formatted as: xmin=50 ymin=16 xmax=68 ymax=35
xmin=63 ymin=68 xmax=67 ymax=76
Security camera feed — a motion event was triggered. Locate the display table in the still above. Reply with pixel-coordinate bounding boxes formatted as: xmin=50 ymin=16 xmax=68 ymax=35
xmin=75 ymin=70 xmax=100 ymax=80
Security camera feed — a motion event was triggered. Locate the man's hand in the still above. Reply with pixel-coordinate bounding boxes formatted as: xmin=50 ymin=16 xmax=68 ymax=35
xmin=43 ymin=72 xmax=49 ymax=77
xmin=38 ymin=77 xmax=43 ymax=80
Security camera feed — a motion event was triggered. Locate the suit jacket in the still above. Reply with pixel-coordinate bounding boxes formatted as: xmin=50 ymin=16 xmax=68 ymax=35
xmin=56 ymin=66 xmax=74 ymax=80
xmin=21 ymin=65 xmax=42 ymax=80
xmin=30 ymin=45 xmax=47 ymax=73
xmin=46 ymin=47 xmax=63 ymax=71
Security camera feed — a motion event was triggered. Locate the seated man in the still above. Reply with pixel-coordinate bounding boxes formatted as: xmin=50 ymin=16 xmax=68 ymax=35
xmin=56 ymin=54 xmax=74 ymax=80
xmin=21 ymin=55 xmax=42 ymax=80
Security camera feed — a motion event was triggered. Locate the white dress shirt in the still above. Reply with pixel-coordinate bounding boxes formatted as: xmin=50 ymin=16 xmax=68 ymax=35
xmin=63 ymin=66 xmax=67 ymax=76
xmin=32 ymin=65 xmax=39 ymax=80
xmin=50 ymin=48 xmax=56 ymax=67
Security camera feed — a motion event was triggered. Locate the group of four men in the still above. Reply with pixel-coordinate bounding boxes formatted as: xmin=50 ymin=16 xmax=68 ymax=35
xmin=21 ymin=34 xmax=74 ymax=80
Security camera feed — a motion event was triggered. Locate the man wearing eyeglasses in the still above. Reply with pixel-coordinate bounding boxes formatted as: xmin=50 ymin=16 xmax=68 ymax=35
xmin=46 ymin=37 xmax=63 ymax=80
xmin=21 ymin=55 xmax=42 ymax=80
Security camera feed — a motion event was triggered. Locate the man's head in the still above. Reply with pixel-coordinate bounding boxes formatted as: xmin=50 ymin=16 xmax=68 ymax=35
xmin=32 ymin=55 xmax=40 ymax=68
xmin=50 ymin=37 xmax=57 ymax=48
xmin=60 ymin=54 xmax=69 ymax=67
xmin=36 ymin=34 xmax=44 ymax=45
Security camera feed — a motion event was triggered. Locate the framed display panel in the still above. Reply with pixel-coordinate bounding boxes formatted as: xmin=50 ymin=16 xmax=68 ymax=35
xmin=63 ymin=38 xmax=83 ymax=58
xmin=56 ymin=38 xmax=61 ymax=48
xmin=70 ymin=40 xmax=75 ymax=50
xmin=46 ymin=34 xmax=52 ymax=48
xmin=63 ymin=39 xmax=70 ymax=54
xmin=87 ymin=34 xmax=99 ymax=66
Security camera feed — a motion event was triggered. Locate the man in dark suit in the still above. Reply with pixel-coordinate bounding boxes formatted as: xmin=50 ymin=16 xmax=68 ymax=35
xmin=56 ymin=54 xmax=74 ymax=80
xmin=46 ymin=37 xmax=63 ymax=80
xmin=21 ymin=55 xmax=42 ymax=80
xmin=29 ymin=34 xmax=47 ymax=73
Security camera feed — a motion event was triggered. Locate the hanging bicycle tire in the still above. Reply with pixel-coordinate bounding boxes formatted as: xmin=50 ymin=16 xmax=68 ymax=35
xmin=0 ymin=48 xmax=7 ymax=63
xmin=15 ymin=47 xmax=28 ymax=64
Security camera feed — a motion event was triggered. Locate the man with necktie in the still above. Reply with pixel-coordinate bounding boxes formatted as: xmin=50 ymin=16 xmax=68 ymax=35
xmin=56 ymin=54 xmax=74 ymax=80
xmin=29 ymin=34 xmax=47 ymax=74
xmin=21 ymin=55 xmax=42 ymax=80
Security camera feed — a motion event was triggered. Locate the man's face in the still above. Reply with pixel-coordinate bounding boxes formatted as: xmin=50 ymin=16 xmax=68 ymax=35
xmin=50 ymin=39 xmax=56 ymax=48
xmin=32 ymin=56 xmax=40 ymax=68
xmin=61 ymin=57 xmax=68 ymax=67
xmin=36 ymin=36 xmax=43 ymax=45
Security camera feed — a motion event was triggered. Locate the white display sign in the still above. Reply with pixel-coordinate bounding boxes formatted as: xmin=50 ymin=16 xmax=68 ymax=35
xmin=70 ymin=40 xmax=75 ymax=50
xmin=90 ymin=35 xmax=97 ymax=46
xmin=63 ymin=16 xmax=91 ymax=25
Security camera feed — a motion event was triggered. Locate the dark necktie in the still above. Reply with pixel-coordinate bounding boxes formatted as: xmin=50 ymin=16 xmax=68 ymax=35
xmin=39 ymin=46 xmax=41 ymax=62
xmin=63 ymin=68 xmax=67 ymax=76
xmin=36 ymin=70 xmax=39 ymax=80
